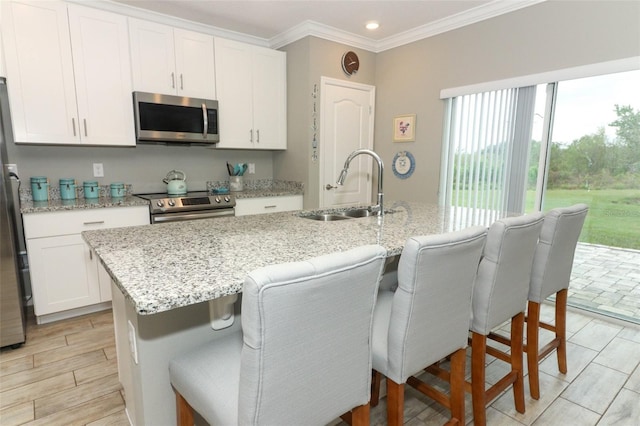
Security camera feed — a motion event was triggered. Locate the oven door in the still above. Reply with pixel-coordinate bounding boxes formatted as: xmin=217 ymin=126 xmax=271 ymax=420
xmin=151 ymin=208 xmax=234 ymax=224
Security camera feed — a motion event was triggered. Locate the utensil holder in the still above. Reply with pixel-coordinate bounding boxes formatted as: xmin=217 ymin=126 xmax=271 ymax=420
xmin=229 ymin=176 xmax=243 ymax=192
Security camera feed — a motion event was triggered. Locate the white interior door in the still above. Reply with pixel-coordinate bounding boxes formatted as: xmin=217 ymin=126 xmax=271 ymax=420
xmin=320 ymin=77 xmax=375 ymax=208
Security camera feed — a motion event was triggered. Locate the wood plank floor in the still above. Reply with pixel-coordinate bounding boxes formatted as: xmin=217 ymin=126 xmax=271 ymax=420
xmin=2 ymin=304 xmax=639 ymax=425
xmin=0 ymin=308 xmax=128 ymax=426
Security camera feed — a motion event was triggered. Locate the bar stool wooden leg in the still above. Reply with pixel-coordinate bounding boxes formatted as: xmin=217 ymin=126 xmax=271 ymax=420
xmin=511 ymin=312 xmax=525 ymax=414
xmin=351 ymin=403 xmax=370 ymax=426
xmin=386 ymin=378 xmax=405 ymax=426
xmin=471 ymin=332 xmax=487 ymax=426
xmin=176 ymin=392 xmax=194 ymax=426
xmin=556 ymin=289 xmax=568 ymax=374
xmin=450 ymin=348 xmax=466 ymax=423
xmin=526 ymin=300 xmax=541 ymax=400
xmin=370 ymin=370 xmax=382 ymax=407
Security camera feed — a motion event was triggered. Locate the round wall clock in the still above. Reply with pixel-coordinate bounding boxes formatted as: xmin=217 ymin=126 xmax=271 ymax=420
xmin=392 ymin=151 xmax=416 ymax=179
xmin=341 ymin=51 xmax=359 ymax=76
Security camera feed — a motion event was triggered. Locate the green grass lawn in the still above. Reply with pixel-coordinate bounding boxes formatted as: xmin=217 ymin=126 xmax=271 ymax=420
xmin=525 ymin=189 xmax=640 ymax=250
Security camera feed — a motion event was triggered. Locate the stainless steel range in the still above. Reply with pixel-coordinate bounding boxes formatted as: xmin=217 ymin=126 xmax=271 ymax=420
xmin=135 ymin=191 xmax=235 ymax=224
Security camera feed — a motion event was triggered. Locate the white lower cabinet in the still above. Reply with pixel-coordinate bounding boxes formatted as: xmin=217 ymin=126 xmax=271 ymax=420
xmin=235 ymin=195 xmax=302 ymax=216
xmin=23 ymin=206 xmax=149 ymax=323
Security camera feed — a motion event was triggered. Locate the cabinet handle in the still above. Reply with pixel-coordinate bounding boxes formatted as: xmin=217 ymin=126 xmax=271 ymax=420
xmin=256 ymin=129 xmax=260 ymax=143
xmin=264 ymin=205 xmax=276 ymax=209
xmin=249 ymin=129 xmax=253 ymax=143
xmin=83 ymin=220 xmax=105 ymax=225
xmin=180 ymin=74 xmax=184 ymax=90
xmin=202 ymin=103 xmax=208 ymax=138
xmin=171 ymin=72 xmax=175 ymax=89
xmin=83 ymin=119 xmax=88 ymax=137
xmin=89 ymin=250 xmax=93 ymax=260
xmin=72 ymin=118 xmax=76 ymax=136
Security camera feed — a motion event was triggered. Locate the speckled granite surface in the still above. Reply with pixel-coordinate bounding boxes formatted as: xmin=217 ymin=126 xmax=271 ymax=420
xmin=20 ymin=195 xmax=149 ymax=214
xmin=82 ymin=201 xmax=503 ymax=316
xmin=207 ymin=179 xmax=303 ymax=198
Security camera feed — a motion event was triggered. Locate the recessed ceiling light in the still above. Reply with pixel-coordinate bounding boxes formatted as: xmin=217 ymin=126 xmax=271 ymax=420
xmin=365 ymin=22 xmax=379 ymax=30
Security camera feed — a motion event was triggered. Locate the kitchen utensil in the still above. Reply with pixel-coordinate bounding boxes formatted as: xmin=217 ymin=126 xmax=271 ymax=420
xmin=240 ymin=163 xmax=248 ymax=176
xmin=59 ymin=178 xmax=76 ymax=200
xmin=83 ymin=181 xmax=99 ymax=199
xmin=162 ymin=170 xmax=188 ymax=195
xmin=226 ymin=162 xmax=235 ymax=176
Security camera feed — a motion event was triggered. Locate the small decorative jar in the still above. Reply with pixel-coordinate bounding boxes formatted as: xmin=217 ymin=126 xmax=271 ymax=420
xmin=83 ymin=181 xmax=99 ymax=199
xmin=30 ymin=176 xmax=49 ymax=201
xmin=110 ymin=182 xmax=125 ymax=198
xmin=59 ymin=178 xmax=76 ymax=200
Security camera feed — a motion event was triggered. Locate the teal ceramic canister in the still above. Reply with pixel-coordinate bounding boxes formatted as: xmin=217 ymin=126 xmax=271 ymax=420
xmin=59 ymin=178 xmax=76 ymax=200
xmin=83 ymin=181 xmax=99 ymax=199
xmin=110 ymin=182 xmax=125 ymax=198
xmin=30 ymin=176 xmax=49 ymax=201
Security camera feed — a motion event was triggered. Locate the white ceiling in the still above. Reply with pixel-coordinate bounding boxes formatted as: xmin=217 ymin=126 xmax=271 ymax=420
xmin=109 ymin=0 xmax=544 ymax=51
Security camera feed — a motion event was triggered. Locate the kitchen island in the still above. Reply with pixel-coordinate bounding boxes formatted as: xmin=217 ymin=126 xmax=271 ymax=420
xmin=82 ymin=201 xmax=504 ymax=425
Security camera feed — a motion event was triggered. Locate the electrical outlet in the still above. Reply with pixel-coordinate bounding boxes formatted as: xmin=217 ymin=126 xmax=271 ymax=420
xmin=248 ymin=163 xmax=255 ymax=174
xmin=6 ymin=164 xmax=18 ymax=176
xmin=93 ymin=163 xmax=104 ymax=177
xmin=128 ymin=320 xmax=138 ymax=364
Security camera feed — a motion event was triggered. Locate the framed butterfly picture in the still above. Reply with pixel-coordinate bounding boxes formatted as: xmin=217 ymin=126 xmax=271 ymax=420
xmin=393 ymin=114 xmax=416 ymax=142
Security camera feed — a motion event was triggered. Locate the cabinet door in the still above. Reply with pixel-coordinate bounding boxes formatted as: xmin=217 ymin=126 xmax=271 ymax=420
xmin=1 ymin=0 xmax=79 ymax=144
xmin=27 ymin=234 xmax=101 ymax=316
xmin=174 ymin=29 xmax=215 ymax=99
xmin=252 ymin=47 xmax=287 ymax=149
xmin=214 ymin=38 xmax=253 ymax=149
xmin=68 ymin=5 xmax=135 ymax=146
xmin=129 ymin=18 xmax=176 ymax=95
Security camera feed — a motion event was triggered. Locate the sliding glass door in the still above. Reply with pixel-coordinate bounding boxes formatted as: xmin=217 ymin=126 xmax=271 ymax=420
xmin=525 ymin=70 xmax=640 ymax=251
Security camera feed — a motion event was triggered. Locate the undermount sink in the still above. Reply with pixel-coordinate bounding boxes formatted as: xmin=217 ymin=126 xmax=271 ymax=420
xmin=303 ymin=214 xmax=353 ymax=221
xmin=298 ymin=208 xmax=376 ymax=221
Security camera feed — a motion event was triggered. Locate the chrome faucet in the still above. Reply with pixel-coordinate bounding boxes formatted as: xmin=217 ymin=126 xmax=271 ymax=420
xmin=336 ymin=149 xmax=384 ymax=216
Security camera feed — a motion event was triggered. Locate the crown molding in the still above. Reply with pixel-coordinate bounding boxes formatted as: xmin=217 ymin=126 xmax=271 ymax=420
xmin=271 ymin=0 xmax=546 ymax=52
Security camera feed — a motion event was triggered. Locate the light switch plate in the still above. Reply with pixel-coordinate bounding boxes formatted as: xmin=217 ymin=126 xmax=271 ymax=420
xmin=93 ymin=163 xmax=104 ymax=177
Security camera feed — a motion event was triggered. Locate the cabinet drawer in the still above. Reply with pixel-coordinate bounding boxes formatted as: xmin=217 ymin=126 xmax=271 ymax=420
xmin=235 ymin=195 xmax=302 ymax=216
xmin=23 ymin=206 xmax=149 ymax=239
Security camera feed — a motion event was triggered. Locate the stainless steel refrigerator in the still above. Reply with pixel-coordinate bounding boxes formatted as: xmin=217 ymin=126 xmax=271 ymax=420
xmin=0 ymin=76 xmax=26 ymax=348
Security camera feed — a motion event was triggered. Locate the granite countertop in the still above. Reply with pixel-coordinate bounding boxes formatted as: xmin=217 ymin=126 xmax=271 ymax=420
xmin=20 ymin=196 xmax=149 ymax=214
xmin=82 ymin=201 xmax=500 ymax=316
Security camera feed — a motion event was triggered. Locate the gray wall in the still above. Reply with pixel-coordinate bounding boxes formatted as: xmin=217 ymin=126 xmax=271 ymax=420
xmin=276 ymin=37 xmax=376 ymax=208
xmin=374 ymin=0 xmax=640 ymax=203
xmin=6 ymin=140 xmax=274 ymax=194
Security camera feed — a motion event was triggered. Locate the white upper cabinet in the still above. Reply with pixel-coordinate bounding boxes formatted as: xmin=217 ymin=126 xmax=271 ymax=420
xmin=214 ymin=38 xmax=286 ymax=150
xmin=129 ymin=19 xmax=216 ymax=99
xmin=67 ymin=4 xmax=135 ymax=146
xmin=1 ymin=0 xmax=135 ymax=146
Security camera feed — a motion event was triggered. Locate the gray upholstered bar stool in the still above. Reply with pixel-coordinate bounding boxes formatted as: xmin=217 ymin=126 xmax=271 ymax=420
xmin=526 ymin=204 xmax=588 ymax=399
xmin=468 ymin=213 xmax=544 ymax=426
xmin=370 ymin=226 xmax=488 ymax=425
xmin=169 ymin=245 xmax=386 ymax=426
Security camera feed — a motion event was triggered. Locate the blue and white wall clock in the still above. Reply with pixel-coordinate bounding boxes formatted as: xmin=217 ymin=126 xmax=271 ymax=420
xmin=392 ymin=151 xmax=415 ymax=179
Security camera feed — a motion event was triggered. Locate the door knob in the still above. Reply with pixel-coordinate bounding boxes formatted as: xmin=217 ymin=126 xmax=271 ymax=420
xmin=325 ymin=184 xmax=338 ymax=190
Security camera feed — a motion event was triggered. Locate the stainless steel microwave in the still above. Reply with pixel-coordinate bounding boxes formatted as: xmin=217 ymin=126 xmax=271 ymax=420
xmin=133 ymin=92 xmax=219 ymax=144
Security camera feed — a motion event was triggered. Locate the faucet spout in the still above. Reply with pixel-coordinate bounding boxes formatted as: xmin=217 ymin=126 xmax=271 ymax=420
xmin=336 ymin=149 xmax=384 ymax=216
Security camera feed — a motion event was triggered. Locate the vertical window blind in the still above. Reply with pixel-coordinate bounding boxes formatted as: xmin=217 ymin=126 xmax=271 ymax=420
xmin=441 ymin=86 xmax=535 ymax=228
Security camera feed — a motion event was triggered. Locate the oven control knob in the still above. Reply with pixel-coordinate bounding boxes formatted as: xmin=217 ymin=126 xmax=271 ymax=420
xmin=224 ymin=196 xmax=230 ymax=203
xmin=156 ymin=200 xmax=164 ymax=207
xmin=214 ymin=196 xmax=221 ymax=203
xmin=168 ymin=199 xmax=175 ymax=207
